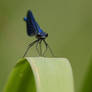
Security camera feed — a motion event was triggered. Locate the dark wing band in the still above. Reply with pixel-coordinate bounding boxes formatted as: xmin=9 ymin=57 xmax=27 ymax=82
xmin=25 ymin=10 xmax=37 ymax=36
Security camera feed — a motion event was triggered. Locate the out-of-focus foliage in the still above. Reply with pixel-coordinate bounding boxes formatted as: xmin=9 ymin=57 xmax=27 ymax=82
xmin=81 ymin=58 xmax=92 ymax=92
xmin=3 ymin=59 xmax=36 ymax=92
xmin=0 ymin=0 xmax=92 ymax=92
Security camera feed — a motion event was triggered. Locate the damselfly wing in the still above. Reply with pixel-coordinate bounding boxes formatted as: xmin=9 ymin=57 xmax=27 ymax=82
xmin=24 ymin=10 xmax=37 ymax=36
xmin=24 ymin=10 xmax=48 ymax=39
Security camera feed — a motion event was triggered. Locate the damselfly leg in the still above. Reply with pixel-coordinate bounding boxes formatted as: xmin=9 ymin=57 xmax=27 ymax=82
xmin=39 ymin=40 xmax=42 ymax=56
xmin=23 ymin=39 xmax=54 ymax=57
xmin=23 ymin=39 xmax=39 ymax=57
xmin=43 ymin=39 xmax=54 ymax=57
xmin=36 ymin=40 xmax=40 ymax=56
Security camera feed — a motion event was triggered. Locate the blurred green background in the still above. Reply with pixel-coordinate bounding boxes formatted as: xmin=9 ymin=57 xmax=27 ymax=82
xmin=0 ymin=0 xmax=92 ymax=92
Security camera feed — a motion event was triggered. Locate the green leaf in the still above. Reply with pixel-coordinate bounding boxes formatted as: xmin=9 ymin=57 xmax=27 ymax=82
xmin=3 ymin=57 xmax=74 ymax=92
xmin=81 ymin=58 xmax=92 ymax=92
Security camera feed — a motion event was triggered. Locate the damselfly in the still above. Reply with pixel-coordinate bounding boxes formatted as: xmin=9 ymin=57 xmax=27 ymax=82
xmin=23 ymin=10 xmax=54 ymax=57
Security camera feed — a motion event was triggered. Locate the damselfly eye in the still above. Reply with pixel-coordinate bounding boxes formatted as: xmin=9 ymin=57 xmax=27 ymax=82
xmin=45 ymin=33 xmax=48 ymax=37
